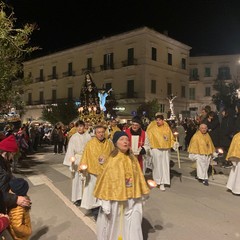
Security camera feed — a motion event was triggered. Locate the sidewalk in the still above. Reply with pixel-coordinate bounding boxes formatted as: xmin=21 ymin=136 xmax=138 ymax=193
xmin=14 ymin=146 xmax=97 ymax=240
xmin=170 ymin=150 xmax=231 ymax=186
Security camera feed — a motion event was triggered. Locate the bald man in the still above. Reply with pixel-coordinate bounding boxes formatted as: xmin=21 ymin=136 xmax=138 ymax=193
xmin=188 ymin=124 xmax=216 ymax=186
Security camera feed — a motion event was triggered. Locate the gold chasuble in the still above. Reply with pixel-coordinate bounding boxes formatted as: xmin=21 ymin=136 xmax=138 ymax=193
xmin=94 ymin=152 xmax=150 ymax=201
xmin=146 ymin=121 xmax=175 ymax=149
xmin=226 ymin=132 xmax=240 ymax=160
xmin=78 ymin=137 xmax=114 ymax=175
xmin=188 ymin=130 xmax=215 ymax=155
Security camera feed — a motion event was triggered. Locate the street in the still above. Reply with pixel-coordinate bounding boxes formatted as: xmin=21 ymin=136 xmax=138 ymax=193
xmin=14 ymin=146 xmax=240 ymax=240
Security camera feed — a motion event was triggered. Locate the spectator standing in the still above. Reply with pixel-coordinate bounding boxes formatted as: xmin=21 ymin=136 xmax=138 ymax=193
xmin=51 ymin=125 xmax=59 ymax=154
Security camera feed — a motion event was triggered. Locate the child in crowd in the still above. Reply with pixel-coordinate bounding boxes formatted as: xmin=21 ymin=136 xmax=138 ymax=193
xmin=8 ymin=178 xmax=32 ymax=240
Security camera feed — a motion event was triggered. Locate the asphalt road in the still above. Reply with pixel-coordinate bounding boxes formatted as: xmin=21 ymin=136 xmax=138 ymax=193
xmin=14 ymin=146 xmax=239 ymax=240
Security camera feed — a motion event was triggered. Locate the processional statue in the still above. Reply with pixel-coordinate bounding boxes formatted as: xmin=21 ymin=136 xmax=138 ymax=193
xmin=78 ymin=72 xmax=110 ymax=124
xmin=167 ymin=94 xmax=177 ymax=120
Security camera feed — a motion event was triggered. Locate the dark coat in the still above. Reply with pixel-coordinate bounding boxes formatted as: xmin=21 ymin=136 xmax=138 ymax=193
xmin=0 ymin=155 xmax=17 ymax=209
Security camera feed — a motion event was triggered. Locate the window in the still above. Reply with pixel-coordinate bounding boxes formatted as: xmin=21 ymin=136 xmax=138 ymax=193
xmin=105 ymin=83 xmax=112 ymax=91
xmin=181 ymin=86 xmax=186 ymax=98
xmin=68 ymin=87 xmax=73 ymax=100
xmin=204 ymin=67 xmax=211 ymax=77
xmin=151 ymin=80 xmax=156 ymax=94
xmin=40 ymin=69 xmax=44 ymax=81
xmin=87 ymin=58 xmax=92 ymax=70
xmin=103 ymin=53 xmax=114 ymax=70
xmin=190 ymin=68 xmax=199 ymax=80
xmin=127 ymin=80 xmax=134 ymax=98
xmin=167 ymin=83 xmax=172 ymax=96
xmin=218 ymin=67 xmax=231 ymax=80
xmin=168 ymin=53 xmax=172 ymax=65
xmin=28 ymin=93 xmax=32 ymax=105
xmin=151 ymin=47 xmax=157 ymax=61
xmin=159 ymin=104 xmax=165 ymax=113
xmin=189 ymin=88 xmax=195 ymax=100
xmin=205 ymin=87 xmax=211 ymax=97
xmin=181 ymin=58 xmax=186 ymax=69
xmin=52 ymin=89 xmax=57 ymax=103
xmin=127 ymin=48 xmax=134 ymax=65
xmin=39 ymin=91 xmax=44 ymax=104
xmin=68 ymin=62 xmax=73 ymax=75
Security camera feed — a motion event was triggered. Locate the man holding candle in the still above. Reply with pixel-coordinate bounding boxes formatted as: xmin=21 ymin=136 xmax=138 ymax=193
xmin=78 ymin=125 xmax=114 ymax=219
xmin=63 ymin=120 xmax=91 ymax=206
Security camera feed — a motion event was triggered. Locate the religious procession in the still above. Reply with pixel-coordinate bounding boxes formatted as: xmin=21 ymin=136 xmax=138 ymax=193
xmin=1 ymin=72 xmax=240 ymax=240
xmin=59 ymin=73 xmax=240 ymax=239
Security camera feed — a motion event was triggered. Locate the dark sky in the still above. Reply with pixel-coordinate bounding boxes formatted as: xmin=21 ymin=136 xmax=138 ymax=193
xmin=5 ymin=0 xmax=240 ymax=57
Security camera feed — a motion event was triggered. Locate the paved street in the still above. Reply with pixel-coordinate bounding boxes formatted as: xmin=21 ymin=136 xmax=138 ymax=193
xmin=14 ymin=146 xmax=240 ymax=240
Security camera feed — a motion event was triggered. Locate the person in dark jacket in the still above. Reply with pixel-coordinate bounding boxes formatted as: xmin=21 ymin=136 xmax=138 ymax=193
xmin=0 ymin=135 xmax=31 ymax=210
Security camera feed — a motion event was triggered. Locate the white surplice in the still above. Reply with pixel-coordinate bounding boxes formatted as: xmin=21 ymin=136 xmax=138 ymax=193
xmin=97 ymin=199 xmax=144 ymax=240
xmin=63 ymin=131 xmax=91 ymax=202
xmin=226 ymin=160 xmax=240 ymax=194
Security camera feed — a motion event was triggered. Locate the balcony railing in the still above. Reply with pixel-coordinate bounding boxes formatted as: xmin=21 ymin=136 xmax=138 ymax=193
xmin=217 ymin=74 xmax=232 ymax=80
xmin=189 ymin=75 xmax=199 ymax=81
xmin=122 ymin=59 xmax=138 ymax=67
xmin=116 ymin=92 xmax=138 ymax=99
xmin=35 ymin=77 xmax=45 ymax=82
xmin=100 ymin=64 xmax=114 ymax=71
xmin=82 ymin=67 xmax=95 ymax=74
xmin=48 ymin=74 xmax=58 ymax=80
xmin=62 ymin=71 xmax=75 ymax=77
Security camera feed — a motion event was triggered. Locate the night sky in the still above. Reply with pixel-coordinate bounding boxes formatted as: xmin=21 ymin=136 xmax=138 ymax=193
xmin=5 ymin=0 xmax=240 ymax=57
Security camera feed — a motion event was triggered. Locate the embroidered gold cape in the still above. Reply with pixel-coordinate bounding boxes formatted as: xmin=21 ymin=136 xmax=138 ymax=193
xmin=94 ymin=152 xmax=150 ymax=201
xmin=188 ymin=130 xmax=215 ymax=155
xmin=78 ymin=137 xmax=114 ymax=175
xmin=146 ymin=121 xmax=175 ymax=149
xmin=226 ymin=132 xmax=240 ymax=160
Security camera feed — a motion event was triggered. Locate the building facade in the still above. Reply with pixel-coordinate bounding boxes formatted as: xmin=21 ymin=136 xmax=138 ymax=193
xmin=189 ymin=54 xmax=240 ymax=117
xmin=22 ymin=26 xmax=192 ymax=122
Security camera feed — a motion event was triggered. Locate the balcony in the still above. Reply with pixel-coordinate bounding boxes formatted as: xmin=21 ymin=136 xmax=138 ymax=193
xmin=62 ymin=71 xmax=75 ymax=77
xmin=35 ymin=77 xmax=45 ymax=82
xmin=48 ymin=74 xmax=58 ymax=80
xmin=217 ymin=74 xmax=232 ymax=81
xmin=189 ymin=75 xmax=199 ymax=81
xmin=122 ymin=59 xmax=138 ymax=67
xmin=82 ymin=67 xmax=95 ymax=74
xmin=100 ymin=64 xmax=114 ymax=71
xmin=116 ymin=92 xmax=138 ymax=99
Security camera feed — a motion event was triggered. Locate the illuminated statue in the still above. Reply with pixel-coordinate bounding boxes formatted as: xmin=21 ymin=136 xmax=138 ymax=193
xmin=167 ymin=95 xmax=177 ymax=120
xmin=98 ymin=88 xmax=112 ymax=112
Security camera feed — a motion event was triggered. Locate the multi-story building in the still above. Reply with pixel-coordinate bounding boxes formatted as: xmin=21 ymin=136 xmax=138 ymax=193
xmin=189 ymin=54 xmax=240 ymax=116
xmin=22 ymin=26 xmax=191 ymax=122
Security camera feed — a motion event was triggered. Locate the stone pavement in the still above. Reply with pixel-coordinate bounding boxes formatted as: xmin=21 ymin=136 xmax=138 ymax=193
xmin=170 ymin=150 xmax=231 ymax=186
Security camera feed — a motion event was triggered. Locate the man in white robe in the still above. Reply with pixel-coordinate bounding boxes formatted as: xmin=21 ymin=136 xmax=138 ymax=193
xmin=63 ymin=120 xmax=91 ymax=206
xmin=226 ymin=132 xmax=240 ymax=195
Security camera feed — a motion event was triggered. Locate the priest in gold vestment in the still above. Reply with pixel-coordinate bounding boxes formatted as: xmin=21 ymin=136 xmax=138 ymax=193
xmin=146 ymin=114 xmax=177 ymax=191
xmin=94 ymin=131 xmax=150 ymax=240
xmin=188 ymin=123 xmax=215 ymax=186
xmin=226 ymin=132 xmax=240 ymax=195
xmin=78 ymin=125 xmax=114 ymax=217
